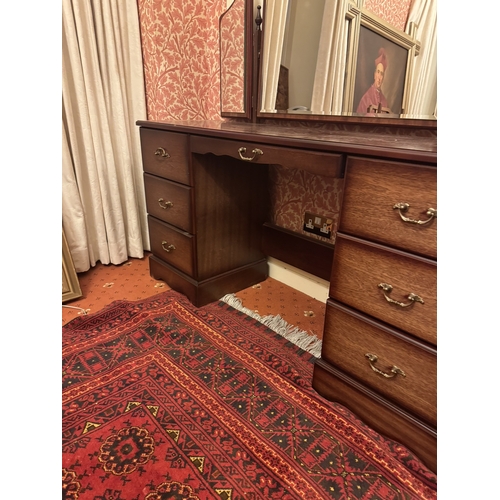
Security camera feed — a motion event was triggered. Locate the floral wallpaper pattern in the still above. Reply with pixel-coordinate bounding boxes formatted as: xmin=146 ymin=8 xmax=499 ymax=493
xmin=137 ymin=0 xmax=227 ymax=121
xmin=137 ymin=0 xmax=412 ymax=244
xmin=365 ymin=0 xmax=412 ymax=31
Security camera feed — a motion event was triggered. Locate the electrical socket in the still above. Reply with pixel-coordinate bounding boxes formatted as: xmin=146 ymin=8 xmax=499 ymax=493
xmin=303 ymin=212 xmax=333 ymax=239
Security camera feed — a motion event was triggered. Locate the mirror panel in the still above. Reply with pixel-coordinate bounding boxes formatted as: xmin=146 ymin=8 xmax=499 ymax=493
xmin=220 ymin=0 xmax=253 ymax=118
xmin=257 ymin=0 xmax=437 ymax=125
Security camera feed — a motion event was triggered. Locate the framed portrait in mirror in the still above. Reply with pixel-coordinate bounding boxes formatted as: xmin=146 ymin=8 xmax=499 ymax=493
xmin=343 ymin=9 xmax=419 ymax=116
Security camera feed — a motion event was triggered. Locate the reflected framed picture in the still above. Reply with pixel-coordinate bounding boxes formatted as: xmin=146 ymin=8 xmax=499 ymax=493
xmin=343 ymin=9 xmax=419 ymax=116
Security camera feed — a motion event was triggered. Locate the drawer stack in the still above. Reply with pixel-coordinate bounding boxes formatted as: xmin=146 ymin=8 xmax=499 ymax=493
xmin=313 ymin=157 xmax=437 ymax=473
xmin=139 ymin=127 xmax=270 ymax=306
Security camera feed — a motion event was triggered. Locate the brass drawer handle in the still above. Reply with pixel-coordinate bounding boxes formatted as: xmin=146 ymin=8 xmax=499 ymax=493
xmin=378 ymin=283 xmax=424 ymax=308
xmin=154 ymin=147 xmax=170 ymax=158
xmin=393 ymin=202 xmax=436 ymax=225
xmin=238 ymin=147 xmax=263 ymax=161
xmin=365 ymin=353 xmax=406 ymax=379
xmin=158 ymin=198 xmax=173 ymax=209
xmin=161 ymin=241 xmax=176 ymax=253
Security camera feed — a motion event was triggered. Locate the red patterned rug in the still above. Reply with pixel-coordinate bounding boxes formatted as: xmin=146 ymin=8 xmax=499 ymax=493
xmin=62 ymin=290 xmax=437 ymax=499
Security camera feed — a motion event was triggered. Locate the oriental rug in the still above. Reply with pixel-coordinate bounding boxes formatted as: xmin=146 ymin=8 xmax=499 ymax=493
xmin=62 ymin=290 xmax=437 ymax=500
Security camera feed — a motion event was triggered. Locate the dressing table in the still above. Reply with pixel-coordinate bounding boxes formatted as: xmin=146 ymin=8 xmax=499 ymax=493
xmin=137 ymin=0 xmax=437 ymax=473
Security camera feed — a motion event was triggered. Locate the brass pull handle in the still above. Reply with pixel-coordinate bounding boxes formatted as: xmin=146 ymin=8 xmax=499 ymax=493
xmin=161 ymin=241 xmax=176 ymax=253
xmin=158 ymin=198 xmax=173 ymax=209
xmin=393 ymin=203 xmax=436 ymax=225
xmin=365 ymin=353 xmax=406 ymax=378
xmin=378 ymin=283 xmax=424 ymax=308
xmin=154 ymin=147 xmax=170 ymax=158
xmin=238 ymin=147 xmax=263 ymax=161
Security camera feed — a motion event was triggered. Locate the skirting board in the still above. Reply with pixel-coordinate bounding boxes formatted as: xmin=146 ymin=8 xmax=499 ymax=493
xmin=267 ymin=257 xmax=329 ymax=302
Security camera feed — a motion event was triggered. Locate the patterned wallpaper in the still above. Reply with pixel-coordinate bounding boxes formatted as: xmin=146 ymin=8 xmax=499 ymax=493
xmin=365 ymin=0 xmax=412 ymax=31
xmin=137 ymin=0 xmax=412 ymax=245
xmin=137 ymin=0 xmax=227 ymax=121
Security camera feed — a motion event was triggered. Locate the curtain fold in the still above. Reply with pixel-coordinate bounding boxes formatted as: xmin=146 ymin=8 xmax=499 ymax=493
xmin=62 ymin=0 xmax=148 ymax=273
xmin=310 ymin=0 xmax=350 ymax=115
xmin=259 ymin=0 xmax=289 ymax=112
xmin=405 ymin=0 xmax=437 ymax=116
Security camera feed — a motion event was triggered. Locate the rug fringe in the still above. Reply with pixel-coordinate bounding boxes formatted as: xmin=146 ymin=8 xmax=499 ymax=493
xmin=220 ymin=293 xmax=322 ymax=358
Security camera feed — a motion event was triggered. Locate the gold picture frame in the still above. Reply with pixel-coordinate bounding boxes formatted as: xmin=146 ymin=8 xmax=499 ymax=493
xmin=62 ymin=229 xmax=82 ymax=303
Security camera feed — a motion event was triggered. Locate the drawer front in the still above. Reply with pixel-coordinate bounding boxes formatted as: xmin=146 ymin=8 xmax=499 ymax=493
xmin=340 ymin=157 xmax=436 ymax=259
xmin=140 ymin=128 xmax=190 ymax=185
xmin=191 ymin=135 xmax=344 ymax=178
xmin=148 ymin=216 xmax=195 ymax=277
xmin=144 ymin=174 xmax=193 ymax=233
xmin=330 ymin=234 xmax=436 ymax=345
xmin=322 ymin=300 xmax=437 ymax=427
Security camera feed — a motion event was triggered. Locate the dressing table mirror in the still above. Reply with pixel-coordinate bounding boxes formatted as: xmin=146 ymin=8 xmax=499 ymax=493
xmin=220 ymin=0 xmax=255 ymax=119
xmin=220 ymin=0 xmax=437 ymax=129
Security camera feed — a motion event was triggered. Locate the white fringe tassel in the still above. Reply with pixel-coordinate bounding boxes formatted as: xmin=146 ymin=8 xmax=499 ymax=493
xmin=220 ymin=293 xmax=322 ymax=358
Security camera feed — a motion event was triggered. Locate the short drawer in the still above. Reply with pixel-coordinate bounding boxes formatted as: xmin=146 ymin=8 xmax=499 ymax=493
xmin=322 ymin=300 xmax=437 ymax=427
xmin=148 ymin=216 xmax=195 ymax=277
xmin=330 ymin=233 xmax=436 ymax=345
xmin=340 ymin=157 xmax=436 ymax=259
xmin=140 ymin=128 xmax=190 ymax=185
xmin=144 ymin=174 xmax=193 ymax=233
xmin=191 ymin=135 xmax=344 ymax=178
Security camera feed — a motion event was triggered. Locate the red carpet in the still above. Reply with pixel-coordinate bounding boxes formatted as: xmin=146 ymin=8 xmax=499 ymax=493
xmin=62 ymin=290 xmax=436 ymax=499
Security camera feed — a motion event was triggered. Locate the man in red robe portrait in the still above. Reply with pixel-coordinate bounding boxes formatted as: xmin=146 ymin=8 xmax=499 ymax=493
xmin=356 ymin=48 xmax=390 ymax=114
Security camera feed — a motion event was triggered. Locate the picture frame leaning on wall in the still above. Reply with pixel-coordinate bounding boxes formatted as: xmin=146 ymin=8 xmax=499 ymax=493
xmin=343 ymin=4 xmax=420 ymax=116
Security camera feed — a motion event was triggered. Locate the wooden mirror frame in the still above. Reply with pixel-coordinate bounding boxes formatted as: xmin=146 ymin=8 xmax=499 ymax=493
xmin=220 ymin=0 xmax=255 ymax=120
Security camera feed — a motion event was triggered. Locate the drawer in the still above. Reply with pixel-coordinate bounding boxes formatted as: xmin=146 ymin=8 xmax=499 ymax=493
xmin=140 ymin=128 xmax=190 ymax=185
xmin=144 ymin=174 xmax=193 ymax=233
xmin=340 ymin=157 xmax=436 ymax=259
xmin=330 ymin=234 xmax=436 ymax=345
xmin=191 ymin=135 xmax=344 ymax=178
xmin=322 ymin=300 xmax=436 ymax=427
xmin=148 ymin=216 xmax=195 ymax=277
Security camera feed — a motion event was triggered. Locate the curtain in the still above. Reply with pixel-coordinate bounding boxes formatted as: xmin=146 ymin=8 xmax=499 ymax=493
xmin=259 ymin=0 xmax=289 ymax=112
xmin=310 ymin=0 xmax=349 ymax=115
xmin=62 ymin=0 xmax=148 ymax=273
xmin=405 ymin=0 xmax=437 ymax=117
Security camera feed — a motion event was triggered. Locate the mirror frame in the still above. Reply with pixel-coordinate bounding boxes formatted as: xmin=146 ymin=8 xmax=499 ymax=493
xmin=220 ymin=0 xmax=256 ymax=120
xmin=254 ymin=0 xmax=437 ymax=131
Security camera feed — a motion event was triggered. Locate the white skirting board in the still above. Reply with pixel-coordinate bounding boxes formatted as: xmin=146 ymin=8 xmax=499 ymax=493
xmin=267 ymin=257 xmax=329 ymax=302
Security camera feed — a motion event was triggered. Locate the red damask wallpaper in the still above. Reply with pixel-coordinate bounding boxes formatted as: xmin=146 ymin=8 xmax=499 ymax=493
xmin=137 ymin=0 xmax=411 ymax=245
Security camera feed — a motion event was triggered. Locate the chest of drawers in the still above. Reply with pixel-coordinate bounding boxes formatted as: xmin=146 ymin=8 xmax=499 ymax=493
xmin=139 ymin=126 xmax=271 ymax=306
xmin=313 ymin=156 xmax=437 ymax=472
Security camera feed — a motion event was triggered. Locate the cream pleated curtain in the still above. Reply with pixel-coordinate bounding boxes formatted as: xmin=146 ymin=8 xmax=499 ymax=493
xmin=259 ymin=0 xmax=289 ymax=112
xmin=310 ymin=0 xmax=349 ymax=115
xmin=405 ymin=0 xmax=437 ymax=117
xmin=62 ymin=0 xmax=148 ymax=273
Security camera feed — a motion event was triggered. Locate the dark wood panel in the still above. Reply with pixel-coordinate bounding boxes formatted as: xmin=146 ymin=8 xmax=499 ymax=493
xmin=191 ymin=135 xmax=344 ymax=178
xmin=137 ymin=120 xmax=437 ymax=164
xmin=139 ymin=128 xmax=191 ymax=184
xmin=340 ymin=157 xmax=437 ymax=258
xmin=330 ymin=234 xmax=436 ymax=345
xmin=322 ymin=300 xmax=436 ymax=426
xmin=262 ymin=223 xmax=334 ymax=281
xmin=148 ymin=216 xmax=195 ymax=277
xmin=312 ymin=360 xmax=437 ymax=474
xmin=192 ymin=153 xmax=270 ymax=281
xmin=149 ymin=255 xmax=268 ymax=307
xmin=144 ymin=174 xmax=193 ymax=232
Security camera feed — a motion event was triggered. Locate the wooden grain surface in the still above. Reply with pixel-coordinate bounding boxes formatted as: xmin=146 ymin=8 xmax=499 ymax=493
xmin=322 ymin=300 xmax=436 ymax=426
